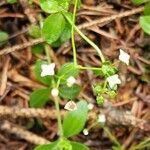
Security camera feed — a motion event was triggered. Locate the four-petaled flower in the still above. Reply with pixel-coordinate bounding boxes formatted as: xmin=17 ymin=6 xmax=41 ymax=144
xmin=119 ymin=49 xmax=130 ymax=65
xmin=106 ymin=74 xmax=121 ymax=89
xmin=66 ymin=76 xmax=76 ymax=87
xmin=51 ymin=88 xmax=59 ymax=97
xmin=41 ymin=63 xmax=55 ymax=77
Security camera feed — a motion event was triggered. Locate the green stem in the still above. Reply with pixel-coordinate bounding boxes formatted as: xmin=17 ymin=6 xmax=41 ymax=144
xmin=54 ymin=96 xmax=64 ymax=138
xmin=44 ymin=44 xmax=51 ymax=63
xmin=44 ymin=46 xmax=63 ymax=138
xmin=63 ymin=13 xmax=105 ymax=63
xmin=77 ymin=65 xmax=101 ymax=71
xmin=71 ymin=0 xmax=78 ymax=66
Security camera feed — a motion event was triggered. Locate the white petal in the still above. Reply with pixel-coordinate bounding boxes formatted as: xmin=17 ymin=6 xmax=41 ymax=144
xmin=41 ymin=63 xmax=55 ymax=77
xmin=107 ymin=74 xmax=121 ymax=89
xmin=119 ymin=49 xmax=130 ymax=65
xmin=67 ymin=76 xmax=76 ymax=87
xmin=51 ymin=88 xmax=59 ymax=97
xmin=83 ymin=129 xmax=89 ymax=135
xmin=64 ymin=101 xmax=77 ymax=111
xmin=87 ymin=103 xmax=94 ymax=110
xmin=98 ymin=114 xmax=106 ymax=123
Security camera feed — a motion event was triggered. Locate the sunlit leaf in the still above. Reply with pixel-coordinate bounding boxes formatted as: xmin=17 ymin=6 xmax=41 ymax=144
xmin=63 ymin=101 xmax=88 ymax=138
xmin=29 ymin=88 xmax=50 ymax=108
xmin=40 ymin=0 xmax=71 ymax=13
xmin=71 ymin=142 xmax=89 ymax=150
xmin=42 ymin=13 xmax=66 ymax=44
xmin=59 ymin=84 xmax=80 ymax=99
xmin=34 ymin=141 xmax=58 ymax=150
xmin=140 ymin=16 xmax=150 ymax=34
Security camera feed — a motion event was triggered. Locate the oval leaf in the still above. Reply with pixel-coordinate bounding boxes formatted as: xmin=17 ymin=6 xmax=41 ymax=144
xmin=71 ymin=142 xmax=89 ymax=150
xmin=40 ymin=0 xmax=71 ymax=13
xmin=140 ymin=16 xmax=150 ymax=35
xmin=57 ymin=63 xmax=79 ymax=83
xmin=59 ymin=84 xmax=80 ymax=100
xmin=144 ymin=2 xmax=150 ymax=15
xmin=34 ymin=141 xmax=58 ymax=150
xmin=34 ymin=60 xmax=52 ymax=85
xmin=42 ymin=13 xmax=66 ymax=44
xmin=63 ymin=101 xmax=88 ymax=138
xmin=132 ymin=0 xmax=150 ymax=5
xmin=0 ymin=31 xmax=9 ymax=46
xmin=29 ymin=88 xmax=50 ymax=108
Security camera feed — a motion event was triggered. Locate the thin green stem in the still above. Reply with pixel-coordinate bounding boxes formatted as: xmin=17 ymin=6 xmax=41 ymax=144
xmin=63 ymin=13 xmax=105 ymax=63
xmin=77 ymin=65 xmax=101 ymax=71
xmin=44 ymin=44 xmax=51 ymax=63
xmin=44 ymin=46 xmax=63 ymax=138
xmin=71 ymin=0 xmax=78 ymax=66
xmin=54 ymin=96 xmax=64 ymax=138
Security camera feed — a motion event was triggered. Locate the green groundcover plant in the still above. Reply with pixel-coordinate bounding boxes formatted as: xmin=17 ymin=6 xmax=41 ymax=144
xmin=1 ymin=0 xmax=149 ymax=149
xmin=132 ymin=0 xmax=150 ymax=34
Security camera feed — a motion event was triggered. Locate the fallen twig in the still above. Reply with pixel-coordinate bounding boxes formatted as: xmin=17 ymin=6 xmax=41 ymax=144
xmin=0 ymin=120 xmax=50 ymax=145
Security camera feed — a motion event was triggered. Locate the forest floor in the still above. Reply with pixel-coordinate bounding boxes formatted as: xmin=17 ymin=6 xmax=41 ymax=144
xmin=0 ymin=0 xmax=150 ymax=150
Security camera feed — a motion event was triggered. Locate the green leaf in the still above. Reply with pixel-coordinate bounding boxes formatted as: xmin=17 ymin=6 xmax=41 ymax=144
xmin=28 ymin=25 xmax=41 ymax=38
xmin=42 ymin=13 xmax=66 ymax=44
xmin=32 ymin=44 xmax=44 ymax=54
xmin=57 ymin=63 xmax=79 ymax=83
xmin=40 ymin=0 xmax=71 ymax=13
xmin=144 ymin=2 xmax=150 ymax=15
xmin=34 ymin=141 xmax=58 ymax=150
xmin=63 ymin=101 xmax=88 ymax=138
xmin=59 ymin=84 xmax=80 ymax=99
xmin=29 ymin=88 xmax=50 ymax=108
xmin=0 ymin=31 xmax=9 ymax=46
xmin=7 ymin=0 xmax=17 ymax=4
xmin=34 ymin=60 xmax=52 ymax=85
xmin=71 ymin=142 xmax=89 ymax=150
xmin=60 ymin=21 xmax=71 ymax=43
xmin=132 ymin=0 xmax=150 ymax=5
xmin=140 ymin=16 xmax=150 ymax=34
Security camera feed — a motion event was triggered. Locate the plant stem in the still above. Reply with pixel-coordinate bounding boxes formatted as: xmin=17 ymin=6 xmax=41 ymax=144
xmin=71 ymin=0 xmax=78 ymax=66
xmin=54 ymin=96 xmax=64 ymax=138
xmin=63 ymin=13 xmax=105 ymax=63
xmin=77 ymin=65 xmax=101 ymax=71
xmin=44 ymin=44 xmax=51 ymax=63
xmin=44 ymin=45 xmax=63 ymax=138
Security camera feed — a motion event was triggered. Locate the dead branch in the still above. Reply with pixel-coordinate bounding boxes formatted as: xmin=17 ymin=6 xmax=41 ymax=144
xmin=0 ymin=120 xmax=50 ymax=145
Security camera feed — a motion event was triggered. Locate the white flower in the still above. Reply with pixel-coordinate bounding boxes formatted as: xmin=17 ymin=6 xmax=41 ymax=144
xmin=87 ymin=103 xmax=94 ymax=110
xmin=41 ymin=63 xmax=55 ymax=77
xmin=98 ymin=114 xmax=106 ymax=123
xmin=51 ymin=88 xmax=59 ymax=97
xmin=64 ymin=101 xmax=77 ymax=111
xmin=66 ymin=76 xmax=76 ymax=87
xmin=106 ymin=74 xmax=121 ymax=89
xmin=83 ymin=129 xmax=89 ymax=135
xmin=119 ymin=49 xmax=130 ymax=65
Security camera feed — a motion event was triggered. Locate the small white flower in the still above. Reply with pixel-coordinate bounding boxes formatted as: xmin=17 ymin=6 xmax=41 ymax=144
xmin=66 ymin=76 xmax=76 ymax=87
xmin=64 ymin=101 xmax=77 ymax=111
xmin=87 ymin=103 xmax=94 ymax=110
xmin=119 ymin=49 xmax=130 ymax=65
xmin=41 ymin=63 xmax=55 ymax=77
xmin=106 ymin=74 xmax=121 ymax=89
xmin=98 ymin=114 xmax=106 ymax=123
xmin=83 ymin=129 xmax=89 ymax=135
xmin=51 ymin=88 xmax=59 ymax=97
